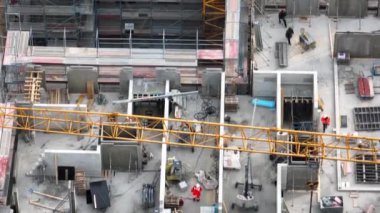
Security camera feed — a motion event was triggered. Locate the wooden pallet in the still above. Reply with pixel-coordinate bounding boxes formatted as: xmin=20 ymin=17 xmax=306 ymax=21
xmin=225 ymin=96 xmax=239 ymax=112
xmin=74 ymin=171 xmax=87 ymax=195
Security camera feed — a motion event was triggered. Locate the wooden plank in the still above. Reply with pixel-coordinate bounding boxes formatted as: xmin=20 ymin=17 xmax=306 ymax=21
xmin=32 ymin=191 xmax=64 ymax=201
xmin=29 ymin=200 xmax=64 ymax=213
xmin=87 ymin=81 xmax=94 ymax=100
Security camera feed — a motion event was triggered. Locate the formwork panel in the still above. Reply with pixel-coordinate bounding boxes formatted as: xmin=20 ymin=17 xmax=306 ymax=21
xmin=334 ymin=33 xmax=376 ymax=58
xmin=353 ymin=107 xmax=380 ymax=131
xmin=286 ymin=0 xmax=320 ymax=16
xmin=328 ymin=0 xmax=368 ymax=17
xmin=355 ymin=154 xmax=380 ymax=183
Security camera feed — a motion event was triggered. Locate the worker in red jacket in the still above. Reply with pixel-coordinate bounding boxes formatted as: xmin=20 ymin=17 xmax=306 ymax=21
xmin=191 ymin=183 xmax=202 ymax=202
xmin=321 ymin=115 xmax=330 ymax=133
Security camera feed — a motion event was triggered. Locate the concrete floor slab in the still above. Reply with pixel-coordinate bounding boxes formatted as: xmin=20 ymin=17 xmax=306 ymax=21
xmin=252 ymin=13 xmax=380 ymax=213
xmin=223 ymin=95 xmax=277 ymax=213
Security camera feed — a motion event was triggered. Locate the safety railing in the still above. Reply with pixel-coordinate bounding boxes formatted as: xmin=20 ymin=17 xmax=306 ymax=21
xmin=25 ymin=28 xmax=223 ymax=60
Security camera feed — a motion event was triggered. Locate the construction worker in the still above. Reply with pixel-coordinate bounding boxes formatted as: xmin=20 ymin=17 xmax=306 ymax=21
xmin=286 ymin=27 xmax=294 ymax=45
xmin=278 ymin=10 xmax=287 ymax=27
xmin=191 ymin=183 xmax=202 ymax=202
xmin=321 ymin=115 xmax=330 ymax=133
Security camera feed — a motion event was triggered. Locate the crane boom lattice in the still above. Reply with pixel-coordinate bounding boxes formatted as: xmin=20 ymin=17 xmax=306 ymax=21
xmin=0 ymin=105 xmax=379 ymax=164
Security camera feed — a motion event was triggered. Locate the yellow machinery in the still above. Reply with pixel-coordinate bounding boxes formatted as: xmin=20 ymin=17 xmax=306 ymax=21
xmin=0 ymin=105 xmax=379 ymax=164
xmin=166 ymin=157 xmax=183 ymax=181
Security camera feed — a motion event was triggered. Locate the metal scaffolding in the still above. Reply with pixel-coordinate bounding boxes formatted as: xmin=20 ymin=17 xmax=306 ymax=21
xmin=96 ymin=0 xmax=204 ymax=38
xmin=5 ymin=0 xmax=95 ymax=45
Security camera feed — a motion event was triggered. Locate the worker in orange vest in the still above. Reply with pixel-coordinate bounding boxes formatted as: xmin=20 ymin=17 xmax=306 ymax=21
xmin=191 ymin=183 xmax=202 ymax=202
xmin=321 ymin=115 xmax=330 ymax=133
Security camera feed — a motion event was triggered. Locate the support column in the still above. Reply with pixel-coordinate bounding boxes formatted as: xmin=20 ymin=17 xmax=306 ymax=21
xmin=276 ymin=73 xmax=282 ymax=129
xmin=159 ymin=80 xmax=170 ymax=212
xmin=333 ymin=60 xmax=340 ymax=134
xmin=127 ymin=80 xmax=133 ymax=114
xmin=224 ymin=0 xmax=241 ymax=78
xmin=276 ymin=164 xmax=287 ymax=213
xmin=218 ymin=72 xmax=226 ymax=212
xmin=313 ymin=72 xmax=318 ymax=110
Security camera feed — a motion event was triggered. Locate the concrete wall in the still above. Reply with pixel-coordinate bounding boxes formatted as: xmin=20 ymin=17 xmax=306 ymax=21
xmin=281 ymin=73 xmax=313 ymax=85
xmin=44 ymin=147 xmax=101 ymax=177
xmin=286 ymin=165 xmax=318 ymax=190
xmin=100 ymin=125 xmax=142 ymax=171
xmin=252 ymin=72 xmax=277 ymax=97
xmin=286 ymin=0 xmax=320 ymax=16
xmin=67 ymin=66 xmax=99 ymax=93
xmin=156 ymin=67 xmax=181 ymax=89
xmin=119 ymin=67 xmax=133 ymax=95
xmin=101 ymin=143 xmax=142 ymax=171
xmin=328 ymin=0 xmax=368 ymax=17
xmin=334 ymin=32 xmax=380 ymax=58
xmin=281 ymin=73 xmax=314 ymax=97
xmin=202 ymin=69 xmax=222 ymax=97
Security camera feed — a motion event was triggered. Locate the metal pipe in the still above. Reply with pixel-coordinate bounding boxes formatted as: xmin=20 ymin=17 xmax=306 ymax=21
xmin=309 ymin=0 xmax=312 ymax=27
xmin=162 ymin=29 xmax=166 ymax=59
xmin=112 ymin=91 xmax=198 ymax=104
xmin=63 ymin=28 xmax=66 ymax=56
xmin=196 ymin=29 xmax=199 ymax=51
xmin=29 ymin=27 xmax=33 ymax=56
xmin=129 ymin=29 xmax=132 ymax=58
xmin=359 ymin=0 xmax=362 ymax=30
xmin=159 ymin=80 xmax=170 ymax=212
xmin=96 ymin=28 xmax=99 ymax=58
xmin=336 ymin=0 xmax=339 ymax=29
xmin=292 ymin=0 xmax=295 ymax=28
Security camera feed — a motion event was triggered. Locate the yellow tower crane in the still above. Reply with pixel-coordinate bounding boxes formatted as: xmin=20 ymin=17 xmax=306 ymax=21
xmin=0 ymin=104 xmax=379 ymax=164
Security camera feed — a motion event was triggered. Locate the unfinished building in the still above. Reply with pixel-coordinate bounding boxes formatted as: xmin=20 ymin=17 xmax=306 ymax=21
xmin=0 ymin=0 xmax=379 ymax=213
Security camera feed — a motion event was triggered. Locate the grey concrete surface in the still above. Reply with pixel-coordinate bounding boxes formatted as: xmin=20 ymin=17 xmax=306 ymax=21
xmin=165 ymin=95 xmax=220 ymax=213
xmin=14 ymin=93 xmax=164 ymax=213
xmin=15 ymin=132 xmax=164 ymax=213
xmin=223 ymin=95 xmax=277 ymax=213
xmin=254 ymin=12 xmax=380 ymax=213
xmin=338 ymin=59 xmax=380 ymax=137
xmin=11 ymin=10 xmax=380 ymax=213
